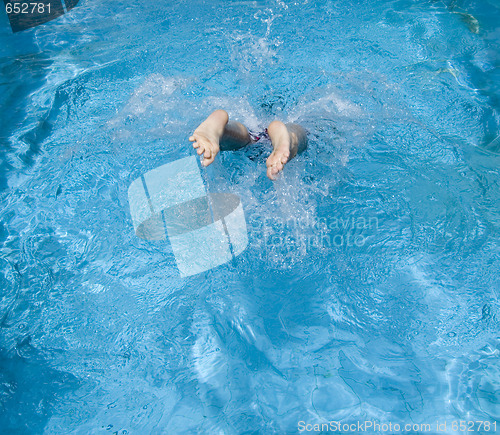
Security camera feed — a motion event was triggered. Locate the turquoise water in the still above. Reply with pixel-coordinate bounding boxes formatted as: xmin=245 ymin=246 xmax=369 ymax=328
xmin=1 ymin=0 xmax=499 ymax=433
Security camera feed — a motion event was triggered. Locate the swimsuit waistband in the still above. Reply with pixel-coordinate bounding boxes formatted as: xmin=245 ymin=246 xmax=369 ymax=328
xmin=248 ymin=128 xmax=270 ymax=142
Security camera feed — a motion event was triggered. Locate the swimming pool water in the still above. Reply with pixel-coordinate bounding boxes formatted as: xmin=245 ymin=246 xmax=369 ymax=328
xmin=0 ymin=0 xmax=499 ymax=433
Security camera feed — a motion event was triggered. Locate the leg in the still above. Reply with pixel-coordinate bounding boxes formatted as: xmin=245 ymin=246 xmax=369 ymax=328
xmin=220 ymin=121 xmax=253 ymax=151
xmin=189 ymin=110 xmax=253 ymax=167
xmin=266 ymin=121 xmax=308 ymax=180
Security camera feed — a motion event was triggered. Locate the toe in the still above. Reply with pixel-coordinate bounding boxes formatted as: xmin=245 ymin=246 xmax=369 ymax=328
xmin=267 ymin=167 xmax=274 ymax=180
xmin=202 ymin=155 xmax=215 ymax=167
xmin=266 ymin=154 xmax=276 ymax=168
xmin=266 ymin=162 xmax=278 ymax=180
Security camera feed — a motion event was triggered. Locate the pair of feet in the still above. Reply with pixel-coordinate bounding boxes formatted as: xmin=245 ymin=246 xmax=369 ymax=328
xmin=189 ymin=111 xmax=294 ymax=180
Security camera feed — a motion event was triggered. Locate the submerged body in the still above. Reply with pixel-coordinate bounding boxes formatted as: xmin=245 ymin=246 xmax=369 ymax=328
xmin=189 ymin=109 xmax=308 ymax=179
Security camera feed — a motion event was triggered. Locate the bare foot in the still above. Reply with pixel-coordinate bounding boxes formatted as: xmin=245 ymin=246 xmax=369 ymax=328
xmin=266 ymin=120 xmax=292 ymax=180
xmin=189 ymin=110 xmax=229 ymax=167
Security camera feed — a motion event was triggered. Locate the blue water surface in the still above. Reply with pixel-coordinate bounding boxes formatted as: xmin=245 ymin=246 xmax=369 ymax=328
xmin=0 ymin=0 xmax=499 ymax=433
